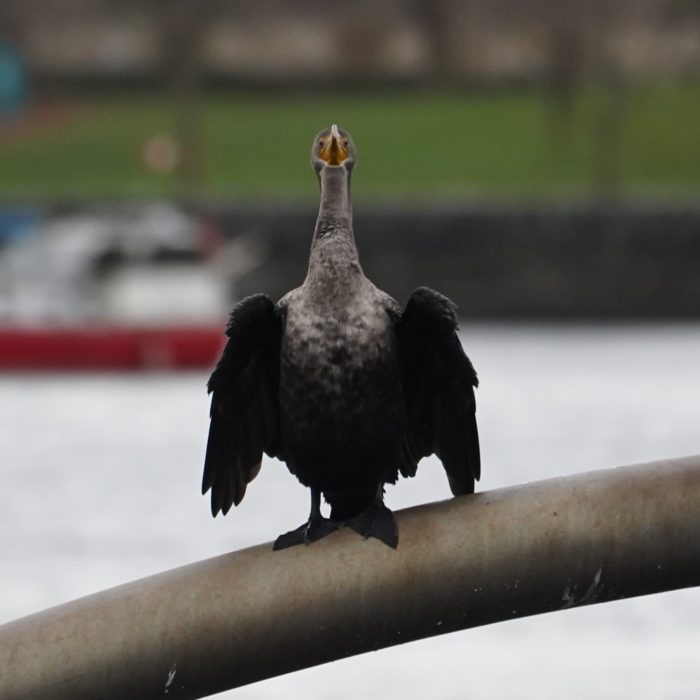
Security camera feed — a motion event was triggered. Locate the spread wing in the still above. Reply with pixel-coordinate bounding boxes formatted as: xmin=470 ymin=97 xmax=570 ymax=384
xmin=202 ymin=294 xmax=283 ymax=516
xmin=395 ymin=287 xmax=480 ymax=495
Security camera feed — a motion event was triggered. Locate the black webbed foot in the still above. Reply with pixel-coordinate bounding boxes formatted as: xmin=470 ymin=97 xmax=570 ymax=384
xmin=273 ymin=515 xmax=338 ymax=550
xmin=347 ymin=500 xmax=398 ymax=549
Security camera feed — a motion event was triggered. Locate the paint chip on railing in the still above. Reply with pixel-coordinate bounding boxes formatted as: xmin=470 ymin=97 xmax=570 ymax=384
xmin=164 ymin=663 xmax=177 ymax=694
xmin=561 ymin=567 xmax=603 ymax=609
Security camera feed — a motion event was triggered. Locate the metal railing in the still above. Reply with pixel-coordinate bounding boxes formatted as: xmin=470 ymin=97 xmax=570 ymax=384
xmin=1 ymin=455 xmax=698 ymax=699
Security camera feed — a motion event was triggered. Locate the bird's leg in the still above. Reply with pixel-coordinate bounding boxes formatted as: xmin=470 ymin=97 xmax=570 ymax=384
xmin=273 ymin=487 xmax=338 ymax=550
xmin=346 ymin=485 xmax=398 ymax=549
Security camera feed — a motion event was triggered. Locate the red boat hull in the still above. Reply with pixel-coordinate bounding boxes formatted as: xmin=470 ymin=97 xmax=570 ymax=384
xmin=0 ymin=326 xmax=224 ymax=370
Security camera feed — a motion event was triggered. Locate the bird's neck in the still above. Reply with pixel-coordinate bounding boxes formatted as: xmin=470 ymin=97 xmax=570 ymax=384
xmin=308 ymin=167 xmax=361 ymax=281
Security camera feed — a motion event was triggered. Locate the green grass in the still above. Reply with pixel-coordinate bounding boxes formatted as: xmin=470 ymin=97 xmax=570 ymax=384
xmin=1 ymin=83 xmax=699 ymax=201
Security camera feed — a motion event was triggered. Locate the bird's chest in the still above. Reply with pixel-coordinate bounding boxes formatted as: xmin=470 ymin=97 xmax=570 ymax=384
xmin=282 ymin=301 xmax=391 ymax=390
xmin=279 ymin=299 xmax=399 ymax=426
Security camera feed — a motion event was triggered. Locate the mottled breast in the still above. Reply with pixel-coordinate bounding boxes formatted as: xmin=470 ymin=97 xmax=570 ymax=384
xmin=278 ymin=283 xmax=404 ymax=480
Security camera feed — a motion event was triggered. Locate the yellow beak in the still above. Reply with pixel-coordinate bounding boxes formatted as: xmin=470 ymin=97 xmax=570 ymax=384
xmin=320 ymin=124 xmax=348 ymax=166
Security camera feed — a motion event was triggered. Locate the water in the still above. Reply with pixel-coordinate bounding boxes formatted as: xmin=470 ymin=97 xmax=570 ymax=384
xmin=1 ymin=324 xmax=699 ymax=699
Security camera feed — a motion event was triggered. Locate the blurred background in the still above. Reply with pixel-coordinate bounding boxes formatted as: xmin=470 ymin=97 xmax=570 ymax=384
xmin=1 ymin=1 xmax=699 ymax=698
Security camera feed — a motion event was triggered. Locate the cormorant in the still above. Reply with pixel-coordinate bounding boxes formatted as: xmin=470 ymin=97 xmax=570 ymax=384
xmin=203 ymin=124 xmax=480 ymax=549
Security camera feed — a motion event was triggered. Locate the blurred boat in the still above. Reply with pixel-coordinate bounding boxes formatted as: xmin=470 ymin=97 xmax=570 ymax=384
xmin=0 ymin=324 xmax=223 ymax=370
xmin=0 ymin=203 xmax=261 ymax=370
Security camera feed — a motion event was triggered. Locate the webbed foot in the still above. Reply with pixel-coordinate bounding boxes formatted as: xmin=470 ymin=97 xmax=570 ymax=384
xmin=347 ymin=500 xmax=398 ymax=548
xmin=273 ymin=515 xmax=338 ymax=550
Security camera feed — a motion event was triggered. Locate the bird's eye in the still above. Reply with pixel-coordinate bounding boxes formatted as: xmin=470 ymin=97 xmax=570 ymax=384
xmin=343 ymin=140 xmax=349 ymax=147
xmin=319 ymin=140 xmax=324 ymax=148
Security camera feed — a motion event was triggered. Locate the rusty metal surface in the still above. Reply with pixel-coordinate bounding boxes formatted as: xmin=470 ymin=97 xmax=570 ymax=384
xmin=1 ymin=456 xmax=698 ymax=699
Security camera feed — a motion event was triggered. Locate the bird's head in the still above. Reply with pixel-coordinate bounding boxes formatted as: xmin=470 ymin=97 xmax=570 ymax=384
xmin=311 ymin=124 xmax=356 ymax=176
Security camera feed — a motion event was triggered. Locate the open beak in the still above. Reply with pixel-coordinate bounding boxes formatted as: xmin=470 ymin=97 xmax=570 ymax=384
xmin=320 ymin=124 xmax=349 ymax=166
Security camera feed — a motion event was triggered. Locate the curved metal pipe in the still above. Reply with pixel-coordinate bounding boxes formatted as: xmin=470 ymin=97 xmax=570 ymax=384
xmin=1 ymin=456 xmax=698 ymax=699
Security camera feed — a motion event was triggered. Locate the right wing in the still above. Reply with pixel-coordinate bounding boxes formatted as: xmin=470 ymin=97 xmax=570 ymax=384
xmin=202 ymin=294 xmax=283 ymax=516
xmin=395 ymin=287 xmax=480 ymax=496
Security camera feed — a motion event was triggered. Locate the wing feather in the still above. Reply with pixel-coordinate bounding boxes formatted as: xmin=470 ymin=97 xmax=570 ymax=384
xmin=396 ymin=287 xmax=480 ymax=495
xmin=202 ymin=294 xmax=282 ymax=516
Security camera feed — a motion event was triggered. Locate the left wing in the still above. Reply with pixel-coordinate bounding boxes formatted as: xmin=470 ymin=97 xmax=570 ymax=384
xmin=394 ymin=287 xmax=480 ymax=495
xmin=202 ymin=294 xmax=283 ymax=516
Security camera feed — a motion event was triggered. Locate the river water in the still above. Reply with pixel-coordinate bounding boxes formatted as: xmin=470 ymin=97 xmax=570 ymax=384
xmin=1 ymin=324 xmax=699 ymax=699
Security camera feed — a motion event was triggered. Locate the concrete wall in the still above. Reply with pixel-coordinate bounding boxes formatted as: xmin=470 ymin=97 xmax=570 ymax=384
xmin=216 ymin=202 xmax=700 ymax=319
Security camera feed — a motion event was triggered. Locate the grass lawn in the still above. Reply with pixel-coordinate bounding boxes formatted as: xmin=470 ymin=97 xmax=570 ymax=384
xmin=0 ymin=83 xmax=699 ymax=201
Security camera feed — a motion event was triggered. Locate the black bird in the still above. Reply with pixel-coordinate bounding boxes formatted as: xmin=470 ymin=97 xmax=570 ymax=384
xmin=203 ymin=124 xmax=480 ymax=549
